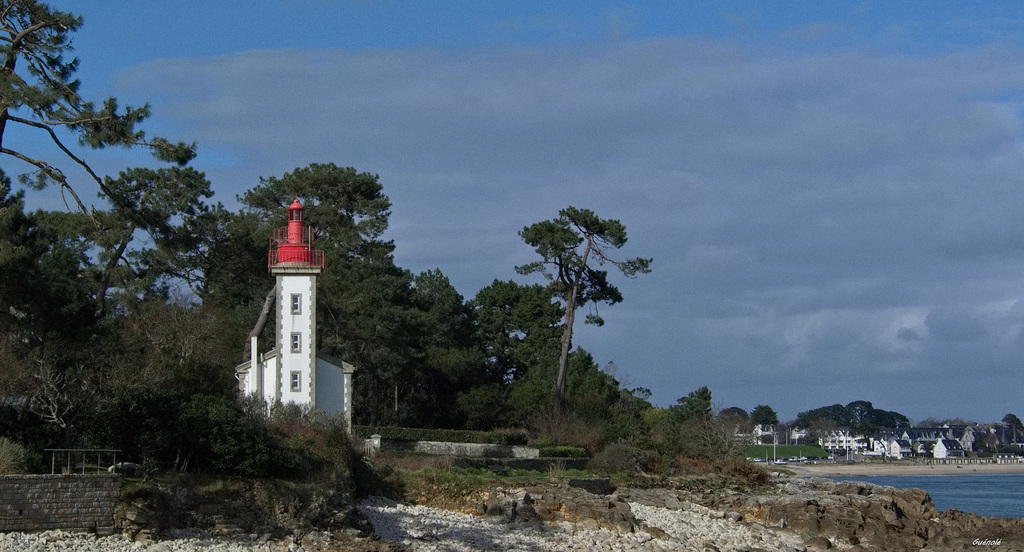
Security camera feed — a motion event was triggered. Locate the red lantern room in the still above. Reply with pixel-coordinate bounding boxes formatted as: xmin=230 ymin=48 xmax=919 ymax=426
xmin=268 ymin=198 xmax=325 ymax=270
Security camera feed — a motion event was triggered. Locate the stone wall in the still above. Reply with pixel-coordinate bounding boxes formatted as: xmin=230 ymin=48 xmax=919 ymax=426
xmin=0 ymin=475 xmax=122 ymax=533
xmin=380 ymin=439 xmax=540 ymax=459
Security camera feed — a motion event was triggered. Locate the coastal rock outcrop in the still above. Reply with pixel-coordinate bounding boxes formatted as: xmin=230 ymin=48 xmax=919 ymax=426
xmin=676 ymin=476 xmax=1024 ymax=551
xmin=471 ymin=486 xmax=637 ymax=532
xmin=388 ymin=474 xmax=1024 ymax=551
xmin=115 ymin=478 xmax=371 ymax=545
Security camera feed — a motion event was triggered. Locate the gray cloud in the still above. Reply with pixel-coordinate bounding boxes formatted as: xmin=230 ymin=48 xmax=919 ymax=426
xmin=925 ymin=308 xmax=988 ymax=343
xmin=116 ymin=37 xmax=1024 ymax=422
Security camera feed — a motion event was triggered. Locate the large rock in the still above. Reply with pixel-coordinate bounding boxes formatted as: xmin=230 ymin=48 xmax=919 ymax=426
xmin=567 ymin=477 xmax=615 ymax=495
xmin=473 ymin=484 xmax=637 ymax=533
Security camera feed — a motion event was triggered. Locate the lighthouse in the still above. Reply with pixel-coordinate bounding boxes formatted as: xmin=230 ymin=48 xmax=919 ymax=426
xmin=236 ymin=199 xmax=355 ymax=430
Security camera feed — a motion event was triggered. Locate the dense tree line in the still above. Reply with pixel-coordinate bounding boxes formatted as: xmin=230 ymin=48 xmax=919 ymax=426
xmin=1 ymin=148 xmax=718 ymax=474
xmin=794 ymin=400 xmax=912 ymax=437
xmin=0 ymin=0 xmax=693 ymax=476
xmin=12 ymin=0 xmax=932 ymax=479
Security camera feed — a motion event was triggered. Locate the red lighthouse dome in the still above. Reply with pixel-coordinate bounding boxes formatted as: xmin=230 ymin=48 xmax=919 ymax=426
xmin=268 ymin=198 xmax=324 ymax=269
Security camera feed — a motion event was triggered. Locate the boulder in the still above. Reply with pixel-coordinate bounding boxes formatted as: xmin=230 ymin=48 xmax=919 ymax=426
xmin=109 ymin=462 xmax=140 ymax=474
xmin=568 ymin=477 xmax=615 ymax=495
xmin=804 ymin=536 xmax=832 ymax=549
xmin=476 ymin=484 xmax=637 ymax=533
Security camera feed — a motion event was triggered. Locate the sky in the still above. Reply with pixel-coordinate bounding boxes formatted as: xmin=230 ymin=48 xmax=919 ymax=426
xmin=18 ymin=1 xmax=1024 ymax=424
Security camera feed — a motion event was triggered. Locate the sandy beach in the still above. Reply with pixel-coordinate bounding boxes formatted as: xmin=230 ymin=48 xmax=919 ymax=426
xmin=785 ymin=460 xmax=1024 ymax=477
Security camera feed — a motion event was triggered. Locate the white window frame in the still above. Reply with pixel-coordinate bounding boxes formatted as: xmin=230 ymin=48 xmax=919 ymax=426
xmin=290 ymin=371 xmax=301 ymax=392
xmin=291 ymin=293 xmax=302 ymax=314
xmin=290 ymin=332 xmax=301 ymax=353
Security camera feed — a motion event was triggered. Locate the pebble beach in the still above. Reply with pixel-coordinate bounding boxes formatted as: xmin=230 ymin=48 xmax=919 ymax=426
xmin=356 ymin=495 xmax=809 ymax=551
xmin=0 ymin=495 xmax=815 ymax=552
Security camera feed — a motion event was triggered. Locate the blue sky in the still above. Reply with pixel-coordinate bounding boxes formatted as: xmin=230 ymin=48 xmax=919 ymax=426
xmin=24 ymin=1 xmax=1024 ymax=424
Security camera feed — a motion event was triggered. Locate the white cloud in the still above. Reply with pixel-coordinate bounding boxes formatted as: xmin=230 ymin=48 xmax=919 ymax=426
xmin=115 ymin=36 xmax=1024 ymax=422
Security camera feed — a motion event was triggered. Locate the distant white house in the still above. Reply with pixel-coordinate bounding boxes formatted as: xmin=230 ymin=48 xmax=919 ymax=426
xmin=933 ymin=438 xmax=965 ymax=459
xmin=235 ymin=199 xmax=355 ymax=430
xmin=752 ymin=424 xmax=774 ymax=444
xmin=751 ymin=424 xmax=809 ymax=445
xmin=888 ymin=439 xmax=914 ymax=459
xmin=819 ymin=429 xmax=868 ymax=453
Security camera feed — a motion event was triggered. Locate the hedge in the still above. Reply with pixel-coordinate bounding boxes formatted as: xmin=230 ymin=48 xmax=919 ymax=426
xmin=537 ymin=446 xmax=589 ymax=459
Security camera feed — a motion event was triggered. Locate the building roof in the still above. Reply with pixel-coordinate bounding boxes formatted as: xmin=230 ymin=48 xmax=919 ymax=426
xmin=938 ymin=438 xmax=963 ymax=450
xmin=316 ymin=351 xmax=356 ymax=373
xmin=235 ymin=349 xmax=356 ymax=374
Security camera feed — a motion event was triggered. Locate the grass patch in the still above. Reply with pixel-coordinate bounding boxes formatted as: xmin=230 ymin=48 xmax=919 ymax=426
xmin=360 ymin=450 xmax=604 ymax=509
xmin=402 ymin=467 xmax=494 ymax=509
xmin=744 ymin=444 xmax=829 ymax=460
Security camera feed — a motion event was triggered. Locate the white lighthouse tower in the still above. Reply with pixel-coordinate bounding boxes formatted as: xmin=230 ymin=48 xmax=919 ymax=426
xmin=236 ymin=199 xmax=355 ymax=430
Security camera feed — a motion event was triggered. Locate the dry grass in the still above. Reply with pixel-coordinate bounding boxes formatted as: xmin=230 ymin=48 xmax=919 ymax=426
xmin=675 ymin=455 xmax=716 ymax=475
xmin=534 ymin=413 xmax=604 ymax=453
xmin=0 ymin=437 xmax=27 ymax=475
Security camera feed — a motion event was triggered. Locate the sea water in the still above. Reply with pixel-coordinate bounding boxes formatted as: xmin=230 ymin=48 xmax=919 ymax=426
xmin=831 ymin=473 xmax=1023 ymax=519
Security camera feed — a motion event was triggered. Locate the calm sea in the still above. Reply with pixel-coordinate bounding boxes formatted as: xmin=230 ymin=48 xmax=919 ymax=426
xmin=830 ymin=474 xmax=1024 ymax=519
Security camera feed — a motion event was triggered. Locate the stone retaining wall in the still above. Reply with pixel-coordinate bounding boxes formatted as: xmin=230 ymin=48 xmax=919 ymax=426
xmin=0 ymin=474 xmax=121 ymax=533
xmin=452 ymin=457 xmax=588 ymax=471
xmin=380 ymin=439 xmax=540 ymax=459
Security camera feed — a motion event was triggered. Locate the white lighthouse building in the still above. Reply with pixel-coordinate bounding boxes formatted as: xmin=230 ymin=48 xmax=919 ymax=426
xmin=236 ymin=199 xmax=355 ymax=430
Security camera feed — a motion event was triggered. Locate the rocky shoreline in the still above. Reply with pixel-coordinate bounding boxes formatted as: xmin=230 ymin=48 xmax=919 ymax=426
xmin=356 ymin=475 xmax=1024 ymax=551
xmin=1 ymin=475 xmax=1022 ymax=551
xmin=357 ymin=492 xmax=810 ymax=551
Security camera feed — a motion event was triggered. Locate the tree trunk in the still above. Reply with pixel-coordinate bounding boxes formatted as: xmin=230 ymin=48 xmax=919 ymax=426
xmin=553 ymin=283 xmax=578 ymax=417
xmin=553 ymin=235 xmax=593 ymax=419
xmin=244 ymin=285 xmax=276 ymax=362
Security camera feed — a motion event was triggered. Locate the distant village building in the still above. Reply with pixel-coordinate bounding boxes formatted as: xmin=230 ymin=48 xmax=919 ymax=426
xmin=866 ymin=425 xmax=982 ymax=459
xmin=985 ymin=426 xmax=1024 ymax=448
xmin=933 ymin=438 xmax=965 ymax=459
xmin=888 ymin=439 xmax=913 ymax=460
xmin=235 ymin=199 xmax=355 ymax=430
xmin=809 ymin=422 xmax=1020 ymax=460
xmin=819 ymin=429 xmax=867 ymax=453
xmin=751 ymin=424 xmax=809 ymax=445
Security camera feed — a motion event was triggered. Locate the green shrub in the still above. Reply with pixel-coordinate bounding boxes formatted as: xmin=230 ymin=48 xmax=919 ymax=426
xmin=87 ymin=388 xmax=189 ymax=467
xmin=177 ymin=395 xmax=272 ymax=477
xmin=0 ymin=437 xmax=28 ymax=474
xmin=488 ymin=430 xmax=529 ymax=446
xmin=538 ymin=445 xmax=589 ymax=458
xmin=0 ymin=405 xmax=58 ymax=471
xmin=267 ymin=402 xmax=353 ymax=482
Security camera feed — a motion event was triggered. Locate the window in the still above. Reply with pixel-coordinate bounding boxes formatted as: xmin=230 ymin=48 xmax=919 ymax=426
xmin=290 ymin=371 xmax=301 ymax=392
xmin=290 ymin=333 xmax=301 ymax=352
xmin=291 ymin=293 xmax=301 ymax=314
